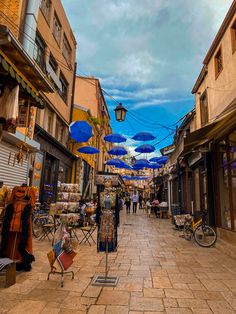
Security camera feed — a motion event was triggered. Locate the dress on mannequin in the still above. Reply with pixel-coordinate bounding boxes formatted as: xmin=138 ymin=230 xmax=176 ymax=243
xmin=0 ymin=186 xmax=37 ymax=271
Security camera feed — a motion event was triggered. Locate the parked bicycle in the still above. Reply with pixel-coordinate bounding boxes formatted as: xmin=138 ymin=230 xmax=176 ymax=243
xmin=183 ymin=211 xmax=217 ymax=247
xmin=32 ymin=202 xmax=56 ymax=240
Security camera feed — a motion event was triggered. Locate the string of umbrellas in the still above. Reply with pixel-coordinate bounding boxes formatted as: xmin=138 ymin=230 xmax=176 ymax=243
xmin=69 ymin=121 xmax=169 ymax=180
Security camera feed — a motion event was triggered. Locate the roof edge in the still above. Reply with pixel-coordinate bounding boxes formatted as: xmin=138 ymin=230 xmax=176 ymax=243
xmin=203 ymin=0 xmax=236 ymax=65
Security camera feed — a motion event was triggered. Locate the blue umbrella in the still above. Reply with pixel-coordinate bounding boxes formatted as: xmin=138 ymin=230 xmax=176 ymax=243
xmin=134 ymin=159 xmax=150 ymax=167
xmin=135 ymin=144 xmax=155 ymax=153
xmin=132 ymin=132 xmax=156 ymax=141
xmin=69 ymin=121 xmax=93 ymax=143
xmin=77 ymin=146 xmax=99 ymax=154
xmin=149 ymin=156 xmax=168 ymax=164
xmin=108 ymin=146 xmax=128 ymax=156
xmin=105 ymin=158 xmax=125 ymax=166
xmin=146 ymin=163 xmax=161 ymax=169
xmin=132 ymin=164 xmax=144 ymax=170
xmin=115 ymin=163 xmax=132 ymax=169
xmin=104 ymin=133 xmax=127 ymax=143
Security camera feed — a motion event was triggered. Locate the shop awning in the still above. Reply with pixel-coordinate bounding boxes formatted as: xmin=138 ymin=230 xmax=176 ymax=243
xmin=0 ymin=25 xmax=53 ymax=94
xmin=182 ymin=100 xmax=236 ymax=154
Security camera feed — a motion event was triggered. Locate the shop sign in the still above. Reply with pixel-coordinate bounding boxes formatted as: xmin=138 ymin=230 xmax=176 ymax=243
xmin=31 ymin=152 xmax=44 ymax=188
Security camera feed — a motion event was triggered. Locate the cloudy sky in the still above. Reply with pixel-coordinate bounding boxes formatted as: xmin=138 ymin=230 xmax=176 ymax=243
xmin=62 ymin=0 xmax=233 ymax=156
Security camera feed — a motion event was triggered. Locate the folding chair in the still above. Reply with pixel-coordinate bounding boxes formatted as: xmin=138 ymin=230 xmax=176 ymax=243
xmin=79 ymin=223 xmax=96 ymax=246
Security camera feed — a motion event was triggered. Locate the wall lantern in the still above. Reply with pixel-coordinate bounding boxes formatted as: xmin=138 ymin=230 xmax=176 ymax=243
xmin=114 ymin=103 xmax=127 ymax=122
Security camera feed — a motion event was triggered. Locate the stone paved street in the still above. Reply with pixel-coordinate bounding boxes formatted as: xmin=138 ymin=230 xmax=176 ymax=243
xmin=1 ymin=209 xmax=236 ymax=313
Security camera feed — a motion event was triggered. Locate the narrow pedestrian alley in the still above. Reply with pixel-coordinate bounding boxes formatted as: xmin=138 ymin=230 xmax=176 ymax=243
xmin=1 ymin=209 xmax=236 ymax=314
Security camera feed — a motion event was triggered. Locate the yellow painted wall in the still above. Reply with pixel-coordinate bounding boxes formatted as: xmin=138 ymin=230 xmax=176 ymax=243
xmin=72 ymin=107 xmax=97 ymax=168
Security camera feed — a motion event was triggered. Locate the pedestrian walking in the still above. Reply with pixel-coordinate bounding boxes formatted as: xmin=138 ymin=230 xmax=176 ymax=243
xmin=152 ymin=198 xmax=160 ymax=217
xmin=146 ymin=199 xmax=152 ymax=217
xmin=132 ymin=193 xmax=139 ymax=214
xmin=125 ymin=195 xmax=131 ymax=214
xmin=139 ymin=194 xmax=143 ymax=209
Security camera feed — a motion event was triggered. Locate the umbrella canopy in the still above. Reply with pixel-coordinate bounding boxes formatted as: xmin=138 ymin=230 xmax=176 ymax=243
xmin=146 ymin=163 xmax=161 ymax=169
xmin=104 ymin=133 xmax=127 ymax=143
xmin=135 ymin=144 xmax=155 ymax=153
xmin=134 ymin=159 xmax=150 ymax=167
xmin=69 ymin=121 xmax=93 ymax=143
xmin=132 ymin=132 xmax=156 ymax=141
xmin=132 ymin=165 xmax=144 ymax=170
xmin=115 ymin=162 xmax=132 ymax=169
xmin=149 ymin=156 xmax=168 ymax=164
xmin=77 ymin=146 xmax=99 ymax=154
xmin=108 ymin=146 xmax=128 ymax=156
xmin=105 ymin=158 xmax=125 ymax=166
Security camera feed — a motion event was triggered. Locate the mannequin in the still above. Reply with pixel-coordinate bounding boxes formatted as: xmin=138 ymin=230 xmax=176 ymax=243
xmin=0 ymin=185 xmax=37 ymax=271
xmin=97 ymin=181 xmax=119 ymax=252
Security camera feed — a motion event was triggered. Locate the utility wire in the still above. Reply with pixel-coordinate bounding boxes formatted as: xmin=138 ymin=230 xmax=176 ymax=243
xmin=1 ymin=1 xmax=193 ymax=133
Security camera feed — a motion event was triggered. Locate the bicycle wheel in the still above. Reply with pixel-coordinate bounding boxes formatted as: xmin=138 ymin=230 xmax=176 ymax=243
xmin=183 ymin=222 xmax=193 ymax=241
xmin=194 ymin=224 xmax=217 ymax=247
xmin=32 ymin=217 xmax=43 ymax=238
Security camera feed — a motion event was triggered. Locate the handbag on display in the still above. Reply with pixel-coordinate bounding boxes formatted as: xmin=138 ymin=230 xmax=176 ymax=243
xmin=57 ymin=250 xmax=76 ymax=271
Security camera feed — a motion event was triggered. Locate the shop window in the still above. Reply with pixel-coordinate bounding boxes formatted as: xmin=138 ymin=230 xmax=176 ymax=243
xmin=40 ymin=0 xmax=51 ymax=23
xmin=52 ymin=12 xmax=61 ymax=45
xmin=59 ymin=72 xmax=68 ymax=103
xmin=193 ymin=168 xmax=201 ymax=212
xmin=218 ymin=132 xmax=236 ymax=231
xmin=49 ymin=54 xmax=58 ymax=73
xmin=200 ymin=91 xmax=209 ymax=127
xmin=43 ymin=108 xmax=54 ymax=134
xmin=231 ymin=19 xmax=236 ymax=54
xmin=215 ymin=47 xmax=223 ymax=78
xmin=34 ymin=33 xmax=46 ymax=70
xmin=62 ymin=34 xmax=72 ymax=65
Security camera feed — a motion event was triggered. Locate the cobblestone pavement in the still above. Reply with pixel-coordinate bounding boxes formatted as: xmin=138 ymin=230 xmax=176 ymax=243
xmin=1 ymin=209 xmax=236 ymax=313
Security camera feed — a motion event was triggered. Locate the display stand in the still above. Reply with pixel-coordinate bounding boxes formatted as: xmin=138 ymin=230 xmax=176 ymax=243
xmin=47 ymin=267 xmax=74 ymax=288
xmin=92 ymin=226 xmax=118 ymax=287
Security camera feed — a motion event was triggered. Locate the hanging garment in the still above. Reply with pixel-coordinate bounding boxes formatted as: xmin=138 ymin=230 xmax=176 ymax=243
xmin=97 ymin=191 xmax=119 ymax=252
xmin=0 ymin=186 xmax=37 ymax=271
xmin=0 ymin=85 xmax=19 ymax=134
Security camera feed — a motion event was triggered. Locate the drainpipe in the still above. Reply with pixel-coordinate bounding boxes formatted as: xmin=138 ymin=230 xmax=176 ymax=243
xmin=177 ymin=158 xmax=182 ymax=212
xmin=70 ymin=62 xmax=77 ymax=183
xmin=22 ymin=0 xmax=40 ymax=59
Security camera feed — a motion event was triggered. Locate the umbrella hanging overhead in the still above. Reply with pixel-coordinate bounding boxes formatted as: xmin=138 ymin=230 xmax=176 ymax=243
xmin=77 ymin=146 xmax=99 ymax=154
xmin=108 ymin=146 xmax=128 ymax=156
xmin=135 ymin=144 xmax=155 ymax=153
xmin=146 ymin=163 xmax=161 ymax=169
xmin=132 ymin=164 xmax=144 ymax=170
xmin=134 ymin=159 xmax=150 ymax=167
xmin=69 ymin=121 xmax=93 ymax=143
xmin=104 ymin=133 xmax=127 ymax=143
xmin=105 ymin=158 xmax=125 ymax=166
xmin=149 ymin=156 xmax=168 ymax=164
xmin=115 ymin=163 xmax=132 ymax=170
xmin=132 ymin=132 xmax=156 ymax=141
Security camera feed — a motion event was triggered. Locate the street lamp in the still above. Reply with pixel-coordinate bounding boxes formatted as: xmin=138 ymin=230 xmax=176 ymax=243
xmin=114 ymin=103 xmax=127 ymax=122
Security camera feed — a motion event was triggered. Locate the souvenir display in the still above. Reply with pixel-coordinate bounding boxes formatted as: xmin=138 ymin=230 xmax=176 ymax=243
xmin=52 ymin=183 xmax=81 ymax=215
xmin=47 ymin=227 xmax=76 ymax=287
xmin=60 ymin=183 xmax=79 ymax=193
xmin=0 ymin=186 xmax=37 ymax=271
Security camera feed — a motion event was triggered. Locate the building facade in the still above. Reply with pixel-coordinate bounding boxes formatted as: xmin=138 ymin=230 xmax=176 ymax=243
xmin=33 ymin=0 xmax=77 ymax=202
xmin=183 ymin=0 xmax=236 ymax=256
xmin=73 ymin=76 xmax=112 ymax=198
xmin=0 ymin=0 xmax=53 ymax=189
xmin=0 ymin=0 xmax=77 ymax=202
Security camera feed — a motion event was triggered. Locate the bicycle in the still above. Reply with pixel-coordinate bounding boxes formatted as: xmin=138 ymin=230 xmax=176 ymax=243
xmin=183 ymin=211 xmax=217 ymax=247
xmin=32 ymin=202 xmax=56 ymax=240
